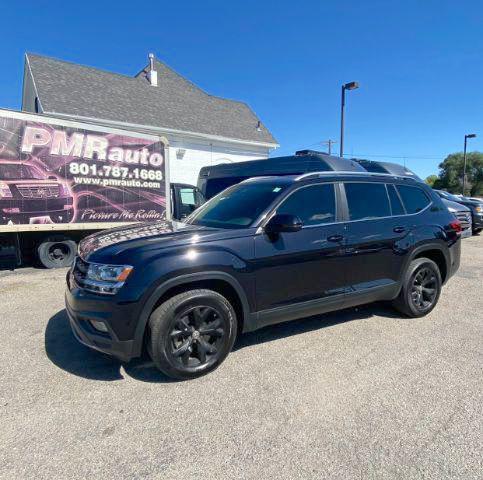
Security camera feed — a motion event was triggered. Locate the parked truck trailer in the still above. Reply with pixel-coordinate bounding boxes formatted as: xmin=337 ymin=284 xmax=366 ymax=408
xmin=0 ymin=108 xmax=173 ymax=269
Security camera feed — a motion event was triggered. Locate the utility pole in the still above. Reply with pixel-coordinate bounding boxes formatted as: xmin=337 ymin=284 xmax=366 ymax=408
xmin=321 ymin=139 xmax=337 ymax=155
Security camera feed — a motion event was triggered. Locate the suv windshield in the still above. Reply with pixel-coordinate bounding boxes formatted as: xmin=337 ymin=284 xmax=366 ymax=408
xmin=185 ymin=181 xmax=287 ymax=229
xmin=0 ymin=163 xmax=45 ymax=180
xmin=438 ymin=190 xmax=465 ymax=203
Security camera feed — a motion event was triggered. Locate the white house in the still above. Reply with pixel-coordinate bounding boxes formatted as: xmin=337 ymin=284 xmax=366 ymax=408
xmin=22 ymin=53 xmax=278 ymax=186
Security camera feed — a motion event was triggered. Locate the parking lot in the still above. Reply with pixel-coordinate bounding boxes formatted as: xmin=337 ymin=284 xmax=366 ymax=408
xmin=0 ymin=236 xmax=481 ymax=479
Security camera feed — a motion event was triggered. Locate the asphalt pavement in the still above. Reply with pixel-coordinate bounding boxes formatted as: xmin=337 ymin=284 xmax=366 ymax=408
xmin=0 ymin=236 xmax=482 ymax=479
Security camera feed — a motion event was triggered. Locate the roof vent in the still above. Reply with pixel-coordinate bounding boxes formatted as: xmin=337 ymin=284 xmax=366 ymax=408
xmin=147 ymin=53 xmax=158 ymax=86
xmin=295 ymin=149 xmax=327 ymax=156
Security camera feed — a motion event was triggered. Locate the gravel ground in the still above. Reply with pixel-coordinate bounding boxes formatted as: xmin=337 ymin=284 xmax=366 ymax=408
xmin=0 ymin=236 xmax=482 ymax=480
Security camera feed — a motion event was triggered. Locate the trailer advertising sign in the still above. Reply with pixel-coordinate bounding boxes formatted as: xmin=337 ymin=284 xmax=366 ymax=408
xmin=0 ymin=111 xmax=167 ymax=226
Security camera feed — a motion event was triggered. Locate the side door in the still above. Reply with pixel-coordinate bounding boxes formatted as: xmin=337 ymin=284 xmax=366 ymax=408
xmin=254 ymin=182 xmax=348 ymax=313
xmin=341 ymin=181 xmax=412 ymax=295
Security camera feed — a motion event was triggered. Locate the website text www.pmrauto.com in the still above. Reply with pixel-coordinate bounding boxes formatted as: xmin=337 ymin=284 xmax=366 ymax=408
xmin=73 ymin=176 xmax=161 ymax=189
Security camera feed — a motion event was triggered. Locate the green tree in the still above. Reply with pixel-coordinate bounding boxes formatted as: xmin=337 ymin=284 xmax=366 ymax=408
xmin=425 ymin=175 xmax=438 ymax=187
xmin=433 ymin=152 xmax=483 ymax=196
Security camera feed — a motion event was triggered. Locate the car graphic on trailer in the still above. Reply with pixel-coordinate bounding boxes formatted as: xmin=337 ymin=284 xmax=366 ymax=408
xmin=0 ymin=161 xmax=73 ymax=225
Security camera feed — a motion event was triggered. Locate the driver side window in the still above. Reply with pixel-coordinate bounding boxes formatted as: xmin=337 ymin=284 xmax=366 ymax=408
xmin=277 ymin=184 xmax=336 ymax=226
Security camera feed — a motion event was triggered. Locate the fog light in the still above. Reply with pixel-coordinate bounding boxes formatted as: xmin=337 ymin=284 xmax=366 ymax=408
xmin=89 ymin=320 xmax=109 ymax=333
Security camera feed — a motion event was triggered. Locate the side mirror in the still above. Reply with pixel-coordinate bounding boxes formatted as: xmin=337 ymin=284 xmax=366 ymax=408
xmin=265 ymin=214 xmax=303 ymax=236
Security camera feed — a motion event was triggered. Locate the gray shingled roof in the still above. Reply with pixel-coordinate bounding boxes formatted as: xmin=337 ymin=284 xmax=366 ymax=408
xmin=25 ymin=53 xmax=278 ymax=145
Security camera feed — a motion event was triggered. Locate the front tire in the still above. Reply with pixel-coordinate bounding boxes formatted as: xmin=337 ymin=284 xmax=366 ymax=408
xmin=392 ymin=258 xmax=442 ymax=318
xmin=148 ymin=289 xmax=238 ymax=380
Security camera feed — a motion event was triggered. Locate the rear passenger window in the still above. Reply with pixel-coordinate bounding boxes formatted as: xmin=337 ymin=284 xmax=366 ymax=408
xmin=277 ymin=184 xmax=336 ymax=225
xmin=396 ymin=185 xmax=430 ymax=213
xmin=344 ymin=183 xmax=390 ymax=220
xmin=387 ymin=184 xmax=405 ymax=215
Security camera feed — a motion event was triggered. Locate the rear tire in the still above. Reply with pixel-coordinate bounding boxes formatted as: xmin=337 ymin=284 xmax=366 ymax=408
xmin=37 ymin=237 xmax=76 ymax=268
xmin=392 ymin=258 xmax=442 ymax=318
xmin=148 ymin=289 xmax=237 ymax=380
xmin=473 ymin=228 xmax=482 ymax=235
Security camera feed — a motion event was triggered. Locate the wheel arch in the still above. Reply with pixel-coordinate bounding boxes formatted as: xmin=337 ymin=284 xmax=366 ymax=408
xmin=409 ymin=243 xmax=449 ymax=284
xmin=132 ymin=272 xmax=250 ymax=357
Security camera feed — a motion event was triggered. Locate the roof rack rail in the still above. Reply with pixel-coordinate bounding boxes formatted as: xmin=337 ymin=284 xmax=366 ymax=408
xmin=294 ymin=171 xmax=415 ymax=181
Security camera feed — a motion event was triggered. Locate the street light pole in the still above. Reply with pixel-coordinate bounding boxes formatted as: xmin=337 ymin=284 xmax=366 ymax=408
xmin=339 ymin=81 xmax=359 ymax=158
xmin=462 ymin=133 xmax=476 ymax=195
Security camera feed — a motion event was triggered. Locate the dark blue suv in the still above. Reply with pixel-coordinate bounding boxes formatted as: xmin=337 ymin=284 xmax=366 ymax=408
xmin=66 ymin=172 xmax=462 ymax=379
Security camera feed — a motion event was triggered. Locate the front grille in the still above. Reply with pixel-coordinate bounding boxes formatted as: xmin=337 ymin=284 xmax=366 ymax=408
xmin=72 ymin=256 xmax=89 ymax=287
xmin=16 ymin=184 xmax=60 ymax=198
xmin=455 ymin=211 xmax=471 ymax=230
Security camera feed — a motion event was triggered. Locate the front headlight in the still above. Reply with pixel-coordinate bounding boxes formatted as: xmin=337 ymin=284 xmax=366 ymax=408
xmin=0 ymin=181 xmax=13 ymax=198
xmin=447 ymin=206 xmax=457 ymax=213
xmin=84 ymin=263 xmax=133 ymax=295
xmin=59 ymin=182 xmax=72 ymax=197
xmin=475 ymin=205 xmax=483 ymax=213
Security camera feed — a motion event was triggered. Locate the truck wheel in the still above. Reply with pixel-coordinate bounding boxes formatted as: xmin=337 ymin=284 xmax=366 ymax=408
xmin=473 ymin=228 xmax=482 ymax=235
xmin=392 ymin=258 xmax=442 ymax=318
xmin=148 ymin=289 xmax=238 ymax=380
xmin=37 ymin=237 xmax=77 ymax=269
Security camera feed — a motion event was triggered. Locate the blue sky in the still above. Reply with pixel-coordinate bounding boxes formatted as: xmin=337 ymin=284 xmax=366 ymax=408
xmin=1 ymin=0 xmax=482 ymax=178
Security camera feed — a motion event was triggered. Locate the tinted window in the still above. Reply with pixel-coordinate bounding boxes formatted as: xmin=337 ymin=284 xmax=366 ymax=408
xmin=277 ymin=184 xmax=336 ymax=225
xmin=0 ymin=163 xmax=45 ymax=180
xmin=345 ymin=182 xmax=390 ymax=220
xmin=205 ymin=176 xmax=246 ymax=199
xmin=387 ymin=184 xmax=405 ymax=215
xmin=397 ymin=185 xmax=430 ymax=213
xmin=177 ymin=187 xmax=205 ymax=218
xmin=186 ymin=182 xmax=287 ymax=229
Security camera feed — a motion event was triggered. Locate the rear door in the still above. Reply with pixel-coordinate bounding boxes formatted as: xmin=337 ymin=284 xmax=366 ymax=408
xmin=342 ymin=181 xmax=412 ymax=294
xmin=254 ymin=182 xmax=348 ymax=312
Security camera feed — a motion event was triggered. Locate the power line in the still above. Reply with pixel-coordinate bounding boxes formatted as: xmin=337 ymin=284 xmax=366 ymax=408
xmin=342 ymin=152 xmax=442 ymax=160
xmin=302 ymin=141 xmax=443 ymax=160
xmin=321 ymin=139 xmax=337 ymax=155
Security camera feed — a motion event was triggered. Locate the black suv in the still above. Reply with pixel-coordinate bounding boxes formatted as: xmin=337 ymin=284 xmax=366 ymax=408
xmin=66 ymin=172 xmax=462 ymax=379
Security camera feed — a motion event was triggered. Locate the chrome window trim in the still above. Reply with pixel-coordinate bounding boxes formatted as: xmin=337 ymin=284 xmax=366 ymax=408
xmin=255 ymin=181 xmax=434 ymax=233
xmin=294 ymin=171 xmax=416 ymax=181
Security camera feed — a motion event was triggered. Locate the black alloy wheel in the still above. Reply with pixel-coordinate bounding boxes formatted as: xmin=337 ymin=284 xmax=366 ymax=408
xmin=409 ymin=266 xmax=438 ymax=312
xmin=148 ymin=289 xmax=237 ymax=379
xmin=392 ymin=258 xmax=442 ymax=318
xmin=169 ymin=306 xmax=225 ymax=368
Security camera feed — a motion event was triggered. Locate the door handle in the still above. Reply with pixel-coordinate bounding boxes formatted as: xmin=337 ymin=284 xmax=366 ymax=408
xmin=327 ymin=234 xmax=344 ymax=242
xmin=393 ymin=226 xmax=406 ymax=233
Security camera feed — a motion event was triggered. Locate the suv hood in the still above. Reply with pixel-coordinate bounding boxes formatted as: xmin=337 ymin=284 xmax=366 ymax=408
xmin=441 ymin=198 xmax=470 ymax=212
xmin=78 ymin=220 xmax=252 ymax=261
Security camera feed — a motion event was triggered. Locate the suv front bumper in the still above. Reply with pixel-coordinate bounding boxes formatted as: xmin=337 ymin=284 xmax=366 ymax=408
xmin=472 ymin=212 xmax=483 ymax=229
xmin=65 ymin=274 xmax=140 ymax=362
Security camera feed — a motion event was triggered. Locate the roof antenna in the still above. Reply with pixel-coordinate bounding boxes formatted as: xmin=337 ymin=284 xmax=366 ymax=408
xmin=148 ymin=53 xmax=158 ymax=86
